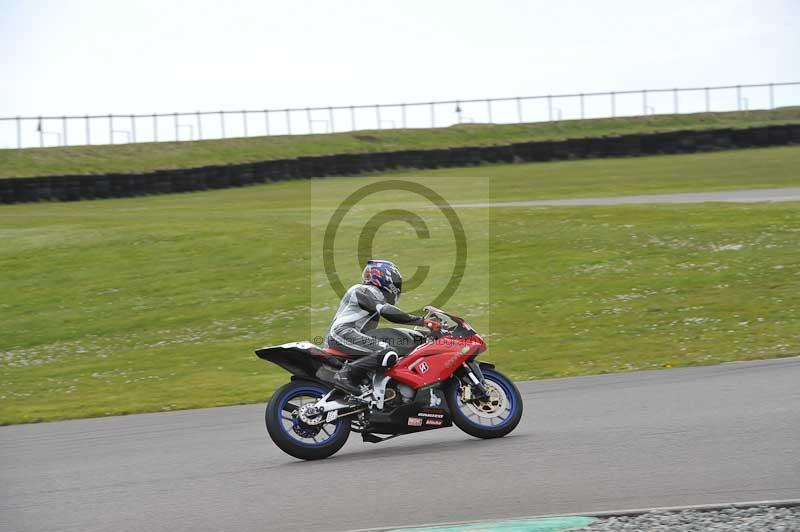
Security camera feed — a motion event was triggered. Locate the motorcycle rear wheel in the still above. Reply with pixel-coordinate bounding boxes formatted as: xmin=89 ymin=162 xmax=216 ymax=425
xmin=447 ymin=369 xmax=523 ymax=439
xmin=265 ymin=381 xmax=351 ymax=460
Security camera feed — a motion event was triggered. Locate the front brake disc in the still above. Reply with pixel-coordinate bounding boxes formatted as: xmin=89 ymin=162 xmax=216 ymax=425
xmin=463 ymin=382 xmax=507 ymax=419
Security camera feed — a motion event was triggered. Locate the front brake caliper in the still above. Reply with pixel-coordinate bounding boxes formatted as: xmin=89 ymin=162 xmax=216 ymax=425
xmin=470 ymin=383 xmax=490 ymax=402
xmin=460 ymin=385 xmax=472 ymax=402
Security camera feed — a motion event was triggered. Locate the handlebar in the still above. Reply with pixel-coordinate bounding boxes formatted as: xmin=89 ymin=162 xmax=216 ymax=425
xmin=421 ymin=306 xmax=475 ymax=337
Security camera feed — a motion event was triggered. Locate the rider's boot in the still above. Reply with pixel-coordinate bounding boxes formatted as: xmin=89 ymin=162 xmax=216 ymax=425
xmin=332 ymin=362 xmax=365 ymax=395
xmin=332 ymin=350 xmax=397 ymax=395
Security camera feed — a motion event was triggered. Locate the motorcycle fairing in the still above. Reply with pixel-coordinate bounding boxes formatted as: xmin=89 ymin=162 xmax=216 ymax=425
xmin=364 ymin=387 xmax=453 ymax=435
xmin=255 ymin=342 xmax=349 ymax=380
xmin=387 ymin=335 xmax=485 ymax=389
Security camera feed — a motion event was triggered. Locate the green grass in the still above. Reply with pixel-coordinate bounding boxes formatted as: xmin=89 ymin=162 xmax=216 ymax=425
xmin=1 ymin=108 xmax=799 ymax=178
xmin=491 ymin=203 xmax=799 ymax=378
xmin=402 ymin=146 xmax=800 ymax=201
xmin=0 ymin=147 xmax=798 ymax=424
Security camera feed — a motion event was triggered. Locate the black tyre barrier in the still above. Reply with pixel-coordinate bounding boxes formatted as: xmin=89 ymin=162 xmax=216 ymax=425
xmin=2 ymin=124 xmax=798 ymax=204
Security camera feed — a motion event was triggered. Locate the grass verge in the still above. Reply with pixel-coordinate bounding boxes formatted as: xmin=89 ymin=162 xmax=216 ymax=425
xmin=0 ymin=147 xmax=798 ymax=424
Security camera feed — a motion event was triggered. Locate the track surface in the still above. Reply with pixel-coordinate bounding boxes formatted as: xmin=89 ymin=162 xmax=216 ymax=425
xmin=454 ymin=187 xmax=800 ymax=208
xmin=2 ymin=358 xmax=799 ymax=532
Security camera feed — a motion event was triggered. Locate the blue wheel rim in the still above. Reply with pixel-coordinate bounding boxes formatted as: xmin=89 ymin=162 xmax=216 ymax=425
xmin=277 ymin=385 xmax=345 ymax=448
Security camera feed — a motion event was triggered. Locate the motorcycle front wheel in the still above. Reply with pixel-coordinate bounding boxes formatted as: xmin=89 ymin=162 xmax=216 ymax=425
xmin=265 ymin=381 xmax=350 ymax=460
xmin=447 ymin=368 xmax=523 ymax=439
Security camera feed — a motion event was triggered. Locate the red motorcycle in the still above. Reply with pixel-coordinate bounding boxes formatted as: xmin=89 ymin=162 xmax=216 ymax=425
xmin=256 ymin=306 xmax=523 ymax=460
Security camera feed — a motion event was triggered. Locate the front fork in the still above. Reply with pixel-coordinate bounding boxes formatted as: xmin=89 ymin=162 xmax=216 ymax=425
xmin=456 ymin=361 xmax=490 ymax=402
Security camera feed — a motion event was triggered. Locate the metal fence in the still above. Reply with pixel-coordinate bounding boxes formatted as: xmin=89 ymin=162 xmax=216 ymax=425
xmin=1 ymin=81 xmax=798 ymax=150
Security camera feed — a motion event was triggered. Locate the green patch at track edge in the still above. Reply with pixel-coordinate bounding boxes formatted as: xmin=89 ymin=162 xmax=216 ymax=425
xmin=392 ymin=515 xmax=597 ymax=531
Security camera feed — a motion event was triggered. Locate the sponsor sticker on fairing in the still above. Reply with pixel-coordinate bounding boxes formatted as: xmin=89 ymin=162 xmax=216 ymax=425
xmin=444 ymin=353 xmax=461 ymax=368
xmin=417 ymin=361 xmax=429 ymax=374
xmin=425 ymin=419 xmax=443 ymax=426
xmin=428 ymin=389 xmax=442 ymax=407
xmin=407 ymin=417 xmax=423 ymax=426
xmin=418 ymin=412 xmax=444 ymax=419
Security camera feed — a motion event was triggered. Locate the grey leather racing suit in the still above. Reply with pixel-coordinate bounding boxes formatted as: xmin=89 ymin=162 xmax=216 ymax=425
xmin=324 ymin=284 xmax=423 ymax=364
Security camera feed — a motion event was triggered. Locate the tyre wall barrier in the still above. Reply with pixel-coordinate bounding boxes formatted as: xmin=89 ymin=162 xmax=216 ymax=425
xmin=1 ymin=124 xmax=798 ymax=205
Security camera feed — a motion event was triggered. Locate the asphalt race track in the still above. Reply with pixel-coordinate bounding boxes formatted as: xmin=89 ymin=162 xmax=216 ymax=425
xmin=2 ymin=357 xmax=799 ymax=532
xmin=454 ymin=187 xmax=800 ymax=208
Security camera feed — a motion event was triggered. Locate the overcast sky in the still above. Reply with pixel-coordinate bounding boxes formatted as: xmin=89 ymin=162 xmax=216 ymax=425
xmin=2 ymin=0 xmax=798 ymax=119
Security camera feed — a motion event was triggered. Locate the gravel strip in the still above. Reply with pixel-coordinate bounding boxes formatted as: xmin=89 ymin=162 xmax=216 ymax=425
xmin=570 ymin=505 xmax=800 ymax=531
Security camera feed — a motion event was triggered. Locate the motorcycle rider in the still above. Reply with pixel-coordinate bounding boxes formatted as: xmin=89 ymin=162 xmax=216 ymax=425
xmin=326 ymin=259 xmax=440 ymax=394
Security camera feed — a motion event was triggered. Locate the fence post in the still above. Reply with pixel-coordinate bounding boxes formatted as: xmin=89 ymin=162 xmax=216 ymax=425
xmin=17 ymin=82 xmax=795 ymax=149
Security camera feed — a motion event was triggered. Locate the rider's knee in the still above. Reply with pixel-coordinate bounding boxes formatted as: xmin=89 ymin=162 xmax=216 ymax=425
xmin=380 ymin=349 xmax=398 ymax=368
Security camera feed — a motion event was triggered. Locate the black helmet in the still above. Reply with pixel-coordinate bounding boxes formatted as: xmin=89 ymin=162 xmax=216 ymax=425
xmin=362 ymin=259 xmax=403 ymax=304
